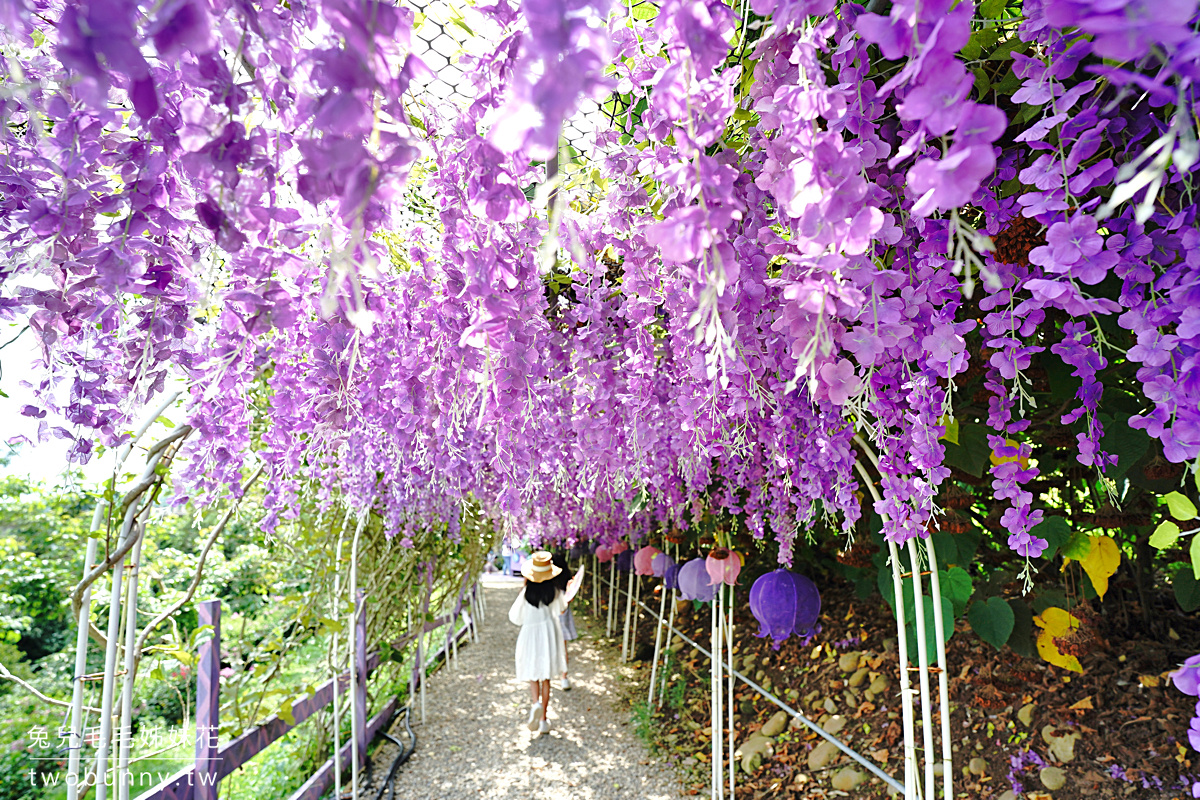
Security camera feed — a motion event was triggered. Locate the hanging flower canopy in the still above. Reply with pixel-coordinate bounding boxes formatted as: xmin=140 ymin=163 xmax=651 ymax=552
xmin=1 ymin=0 xmax=1198 ymax=561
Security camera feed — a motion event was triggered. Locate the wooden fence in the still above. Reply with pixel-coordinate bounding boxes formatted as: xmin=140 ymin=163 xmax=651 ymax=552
xmin=132 ymin=576 xmax=481 ymax=800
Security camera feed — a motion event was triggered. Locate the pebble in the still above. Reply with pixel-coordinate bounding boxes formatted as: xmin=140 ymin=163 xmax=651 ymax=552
xmin=848 ymin=666 xmax=870 ymax=688
xmin=969 ymin=757 xmax=987 ymax=776
xmin=362 ymin=579 xmax=687 ymax=800
xmin=830 ymin=767 xmax=866 ymax=791
xmin=823 ymin=697 xmax=839 ymax=715
xmin=1018 ymin=703 xmax=1036 ymax=726
xmin=838 ymin=651 xmax=861 ymax=672
xmin=761 ymin=710 xmax=789 ymax=737
xmin=807 ymin=740 xmax=840 ymax=770
xmin=868 ymin=674 xmax=892 ymax=696
xmin=1040 ymin=766 xmax=1067 ymax=791
xmin=822 ymin=715 xmax=847 ymax=736
xmin=1042 ymin=725 xmax=1081 ymax=763
xmin=997 ymin=792 xmax=1017 ymax=800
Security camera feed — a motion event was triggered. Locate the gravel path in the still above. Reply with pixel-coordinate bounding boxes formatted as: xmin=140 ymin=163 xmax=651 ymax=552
xmin=361 ymin=575 xmax=688 ymax=800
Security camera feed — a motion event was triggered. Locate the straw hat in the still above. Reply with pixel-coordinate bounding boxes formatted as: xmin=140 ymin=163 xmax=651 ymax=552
xmin=522 ymin=551 xmax=562 ymax=583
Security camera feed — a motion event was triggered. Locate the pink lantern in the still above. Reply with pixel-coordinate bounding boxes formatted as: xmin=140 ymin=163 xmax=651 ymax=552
xmin=596 ymin=545 xmax=613 ymax=563
xmin=611 ymin=541 xmax=629 ymax=555
xmin=678 ymin=558 xmax=715 ymax=602
xmin=634 ymin=546 xmax=661 ymax=576
xmin=705 ymin=548 xmax=741 ymax=586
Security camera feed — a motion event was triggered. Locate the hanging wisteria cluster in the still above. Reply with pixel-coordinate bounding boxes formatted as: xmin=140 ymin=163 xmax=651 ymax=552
xmin=1 ymin=0 xmax=1198 ymax=559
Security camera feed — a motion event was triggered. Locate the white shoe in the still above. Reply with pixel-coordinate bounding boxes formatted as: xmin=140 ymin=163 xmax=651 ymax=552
xmin=561 ymin=675 xmax=571 ymax=690
xmin=526 ymin=702 xmax=543 ymax=731
xmin=538 ymin=719 xmax=550 ymax=735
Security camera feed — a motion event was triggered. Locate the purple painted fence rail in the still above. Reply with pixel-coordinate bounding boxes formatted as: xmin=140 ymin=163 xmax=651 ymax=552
xmin=133 ymin=575 xmax=478 ymax=800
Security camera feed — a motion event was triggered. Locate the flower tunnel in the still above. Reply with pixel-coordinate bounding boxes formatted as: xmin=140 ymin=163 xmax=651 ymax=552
xmin=1 ymin=0 xmax=1199 ymax=797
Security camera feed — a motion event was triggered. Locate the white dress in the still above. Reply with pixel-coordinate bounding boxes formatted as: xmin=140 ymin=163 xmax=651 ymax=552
xmin=509 ymin=587 xmax=568 ymax=681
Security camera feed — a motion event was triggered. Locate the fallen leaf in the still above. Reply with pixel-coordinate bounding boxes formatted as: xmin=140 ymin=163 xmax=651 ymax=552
xmin=1138 ymin=675 xmax=1160 ymax=688
xmin=1069 ymin=696 xmax=1093 ymax=711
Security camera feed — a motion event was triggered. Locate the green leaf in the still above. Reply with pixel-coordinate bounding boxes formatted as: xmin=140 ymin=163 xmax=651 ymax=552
xmin=1175 ymin=569 xmax=1200 ymax=613
xmin=938 ymin=567 xmax=974 ymax=617
xmin=979 ymin=0 xmax=1006 ymax=17
xmin=968 ymin=596 xmax=1015 ymax=650
xmin=1165 ymin=491 xmax=1199 ymax=521
xmin=942 ymin=423 xmax=991 ymax=477
xmin=936 ymin=415 xmax=959 ymax=445
xmin=279 ymin=698 xmax=296 ymax=727
xmin=1006 ymin=598 xmax=1035 ymax=658
xmin=929 ymin=532 xmax=958 ymax=567
xmin=1031 ymin=516 xmax=1071 ymax=559
xmin=1149 ymin=520 xmax=1182 ymax=550
xmin=987 ymin=37 xmax=1030 ymax=61
xmin=155 ymin=415 xmax=175 ymax=429
xmin=1190 ymin=532 xmax=1200 ymax=581
xmin=1061 ymin=530 xmax=1094 ymax=562
xmin=1100 ymin=417 xmax=1151 ymax=480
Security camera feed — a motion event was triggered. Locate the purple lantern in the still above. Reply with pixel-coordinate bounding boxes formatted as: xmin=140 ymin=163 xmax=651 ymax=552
xmin=615 ymin=548 xmax=635 ymax=572
xmin=651 ymin=552 xmax=676 ymax=578
xmin=663 ymin=560 xmax=682 ymax=591
xmin=677 ymin=558 xmax=715 ymax=602
xmin=749 ymin=569 xmax=821 ymax=649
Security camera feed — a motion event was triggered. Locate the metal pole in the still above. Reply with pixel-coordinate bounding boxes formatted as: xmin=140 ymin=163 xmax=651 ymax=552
xmin=67 ymin=505 xmax=104 ymax=800
xmin=906 ymin=537 xmax=935 ymax=800
xmin=94 ymin=503 xmax=139 ymax=800
xmin=116 ymin=523 xmax=147 ymax=800
xmin=727 ymin=584 xmax=735 ymax=800
xmin=648 ymin=581 xmax=668 ymax=705
xmin=194 ymin=600 xmax=221 ymax=800
xmin=925 ymin=538 xmax=953 ymax=800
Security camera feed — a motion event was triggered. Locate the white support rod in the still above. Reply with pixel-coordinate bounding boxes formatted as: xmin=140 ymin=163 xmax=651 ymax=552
xmin=631 ymin=573 xmax=641 ymax=659
xmin=330 ymin=508 xmax=350 ymax=800
xmin=116 ymin=522 xmax=147 ymax=800
xmin=855 ymin=458 xmax=918 ymax=800
xmin=906 ymin=537 xmax=936 ymax=800
xmin=658 ymin=590 xmax=677 ymax=707
xmin=648 ymin=583 xmax=668 ymax=706
xmin=622 ymin=569 xmax=635 ymax=661
xmin=592 ymin=555 xmax=600 ymax=617
xmin=94 ymin=501 xmax=141 ymax=800
xmin=924 ymin=537 xmax=953 ymax=800
xmin=607 ymin=561 xmax=617 ymax=638
xmin=710 ymin=591 xmax=718 ymax=800
xmin=348 ymin=513 xmax=367 ymax=800
xmin=727 ymin=586 xmax=735 ymax=800
xmin=67 ymin=505 xmax=104 ymax=800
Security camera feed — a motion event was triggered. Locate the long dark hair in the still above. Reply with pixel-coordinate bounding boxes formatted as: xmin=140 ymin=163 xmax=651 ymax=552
xmin=524 ymin=579 xmax=560 ymax=608
xmin=551 ymin=551 xmax=574 ymax=592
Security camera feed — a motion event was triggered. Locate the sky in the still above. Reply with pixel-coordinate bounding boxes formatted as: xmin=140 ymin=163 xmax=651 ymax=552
xmin=0 ymin=322 xmax=176 ymax=488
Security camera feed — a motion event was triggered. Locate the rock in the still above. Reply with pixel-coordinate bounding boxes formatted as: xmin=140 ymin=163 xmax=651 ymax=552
xmin=807 ymin=741 xmax=840 ymax=771
xmin=1042 ymin=725 xmax=1081 ymax=763
xmin=969 ymin=757 xmax=988 ymax=776
xmin=822 ymin=715 xmax=847 ymax=736
xmin=823 ymin=697 xmax=838 ymax=715
xmin=882 ymin=637 xmax=896 ymax=653
xmin=1018 ymin=703 xmax=1036 ymax=727
xmin=838 ymin=651 xmax=861 ymax=672
xmin=932 ymin=762 xmax=944 ymax=777
xmin=761 ymin=711 xmax=790 ymax=737
xmin=756 ymin=669 xmax=767 ymax=682
xmin=739 ymin=700 xmax=755 ymax=716
xmin=786 ymin=688 xmax=800 ymax=702
xmin=844 ymin=690 xmax=860 ymax=708
xmin=735 ymin=732 xmax=774 ymax=774
xmin=831 ymin=767 xmax=866 ymax=791
xmin=1040 ymin=766 xmax=1067 ymax=791
xmin=849 ymin=667 xmax=870 ymax=688
xmin=742 ymin=653 xmax=758 ymax=669
xmin=868 ymin=675 xmax=892 ymax=696
xmin=997 ymin=792 xmax=1017 ymax=800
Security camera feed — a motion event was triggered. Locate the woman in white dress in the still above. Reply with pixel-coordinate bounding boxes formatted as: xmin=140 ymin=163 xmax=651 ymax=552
xmin=508 ymin=551 xmax=568 ymax=735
